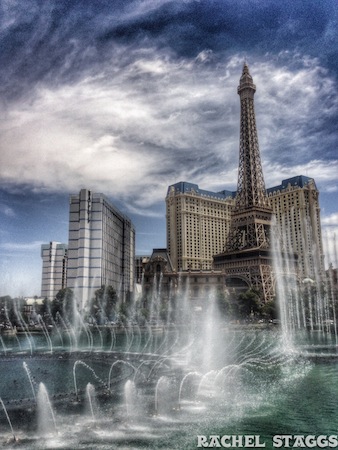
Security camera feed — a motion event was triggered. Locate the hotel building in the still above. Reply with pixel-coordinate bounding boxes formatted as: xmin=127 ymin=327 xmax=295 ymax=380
xmin=41 ymin=241 xmax=68 ymax=300
xmin=166 ymin=182 xmax=236 ymax=272
xmin=67 ymin=189 xmax=135 ymax=310
xmin=166 ymin=176 xmax=324 ymax=281
xmin=267 ymin=175 xmax=325 ymax=281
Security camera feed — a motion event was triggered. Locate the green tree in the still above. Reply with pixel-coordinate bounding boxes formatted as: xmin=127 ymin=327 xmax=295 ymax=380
xmin=52 ymin=288 xmax=74 ymax=320
xmin=39 ymin=298 xmax=52 ymax=324
xmin=7 ymin=302 xmax=18 ymax=326
xmin=0 ymin=295 xmax=12 ymax=308
xmin=235 ymin=289 xmax=262 ymax=320
xmin=91 ymin=285 xmax=118 ymax=323
xmin=0 ymin=296 xmax=12 ymax=325
xmin=261 ymin=299 xmax=277 ymax=320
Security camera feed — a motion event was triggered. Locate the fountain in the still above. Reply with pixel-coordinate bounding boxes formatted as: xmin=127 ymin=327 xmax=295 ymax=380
xmin=85 ymin=383 xmax=97 ymax=420
xmin=124 ymin=379 xmax=138 ymax=418
xmin=0 ymin=398 xmax=16 ymax=443
xmin=36 ymin=383 xmax=57 ymax=436
xmin=0 ymin=264 xmax=338 ymax=449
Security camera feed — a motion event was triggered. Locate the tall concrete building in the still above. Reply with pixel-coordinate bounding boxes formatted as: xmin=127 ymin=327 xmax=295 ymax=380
xmin=67 ymin=189 xmax=135 ymax=310
xmin=166 ymin=182 xmax=236 ymax=271
xmin=267 ymin=175 xmax=325 ymax=281
xmin=41 ymin=241 xmax=68 ymax=300
xmin=166 ymin=177 xmax=324 ymax=282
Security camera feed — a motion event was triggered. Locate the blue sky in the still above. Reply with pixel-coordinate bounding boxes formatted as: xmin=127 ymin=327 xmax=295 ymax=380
xmin=0 ymin=0 xmax=338 ymax=297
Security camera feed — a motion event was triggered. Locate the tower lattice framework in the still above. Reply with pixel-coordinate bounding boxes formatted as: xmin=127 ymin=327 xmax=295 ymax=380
xmin=214 ymin=63 xmax=275 ymax=302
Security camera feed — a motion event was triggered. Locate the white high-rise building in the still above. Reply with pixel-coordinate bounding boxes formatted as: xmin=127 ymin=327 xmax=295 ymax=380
xmin=41 ymin=241 xmax=68 ymax=300
xmin=67 ymin=189 xmax=135 ymax=310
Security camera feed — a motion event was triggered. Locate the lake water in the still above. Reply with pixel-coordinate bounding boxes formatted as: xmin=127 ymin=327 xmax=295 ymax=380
xmin=0 ymin=328 xmax=337 ymax=449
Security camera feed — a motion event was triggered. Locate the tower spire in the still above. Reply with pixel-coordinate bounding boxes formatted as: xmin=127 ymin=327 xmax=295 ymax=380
xmin=236 ymin=63 xmax=270 ymax=211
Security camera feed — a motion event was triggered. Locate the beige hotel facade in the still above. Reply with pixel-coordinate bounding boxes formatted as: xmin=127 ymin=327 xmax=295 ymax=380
xmin=166 ymin=175 xmax=324 ymax=282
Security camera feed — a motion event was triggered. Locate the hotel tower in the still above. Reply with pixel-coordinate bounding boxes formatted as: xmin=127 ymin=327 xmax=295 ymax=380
xmin=66 ymin=189 xmax=135 ymax=310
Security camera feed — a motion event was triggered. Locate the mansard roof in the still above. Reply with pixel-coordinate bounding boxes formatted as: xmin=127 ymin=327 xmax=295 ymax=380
xmin=167 ymin=175 xmax=316 ymax=201
xmin=167 ymin=181 xmax=236 ymax=200
xmin=267 ymin=175 xmax=316 ymax=193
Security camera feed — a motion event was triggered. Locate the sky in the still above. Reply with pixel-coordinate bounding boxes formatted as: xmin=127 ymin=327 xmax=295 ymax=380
xmin=0 ymin=0 xmax=338 ymax=297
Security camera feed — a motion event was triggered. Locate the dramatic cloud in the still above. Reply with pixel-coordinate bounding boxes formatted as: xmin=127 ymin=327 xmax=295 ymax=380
xmin=1 ymin=52 xmax=337 ymax=212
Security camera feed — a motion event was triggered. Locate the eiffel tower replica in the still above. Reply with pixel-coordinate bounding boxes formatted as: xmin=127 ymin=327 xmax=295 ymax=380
xmin=214 ymin=63 xmax=277 ymax=302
